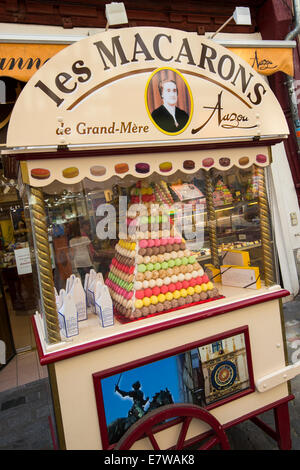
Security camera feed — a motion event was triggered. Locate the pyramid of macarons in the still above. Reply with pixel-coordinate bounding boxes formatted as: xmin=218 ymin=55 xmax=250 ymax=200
xmin=105 ymin=181 xmax=220 ymax=321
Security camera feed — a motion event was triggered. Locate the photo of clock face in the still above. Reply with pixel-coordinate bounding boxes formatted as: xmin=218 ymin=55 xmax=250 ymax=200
xmin=211 ymin=360 xmax=237 ymax=391
xmin=198 ymin=331 xmax=252 ymax=405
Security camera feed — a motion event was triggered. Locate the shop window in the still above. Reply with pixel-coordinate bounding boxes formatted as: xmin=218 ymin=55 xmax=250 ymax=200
xmin=28 ymin=163 xmax=276 ymax=324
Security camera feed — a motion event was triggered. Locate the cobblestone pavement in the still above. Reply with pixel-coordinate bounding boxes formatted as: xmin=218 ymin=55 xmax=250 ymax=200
xmin=0 ymin=298 xmax=300 ymax=451
xmin=0 ymin=378 xmax=55 ymax=450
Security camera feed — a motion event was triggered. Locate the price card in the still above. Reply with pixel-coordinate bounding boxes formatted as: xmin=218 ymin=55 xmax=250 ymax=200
xmin=14 ymin=247 xmax=32 ymax=275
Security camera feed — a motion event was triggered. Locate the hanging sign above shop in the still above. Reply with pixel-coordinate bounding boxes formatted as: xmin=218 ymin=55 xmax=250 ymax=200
xmin=229 ymin=47 xmax=294 ymax=76
xmin=6 ymin=27 xmax=289 ymax=149
xmin=0 ymin=43 xmax=66 ymax=82
xmin=0 ymin=43 xmax=293 ymax=82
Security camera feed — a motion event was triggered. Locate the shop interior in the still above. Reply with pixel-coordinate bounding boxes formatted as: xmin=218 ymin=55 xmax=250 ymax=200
xmin=0 ymin=166 xmax=47 ymax=391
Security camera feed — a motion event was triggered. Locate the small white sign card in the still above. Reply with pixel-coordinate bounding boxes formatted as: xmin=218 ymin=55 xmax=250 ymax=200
xmin=87 ymin=269 xmax=97 ymax=307
xmin=58 ymin=292 xmax=79 ymax=338
xmin=14 ymin=247 xmax=32 ymax=275
xmin=88 ymin=272 xmax=104 ymax=313
xmin=95 ymin=285 xmax=114 ymax=328
xmin=70 ymin=277 xmax=87 ymax=321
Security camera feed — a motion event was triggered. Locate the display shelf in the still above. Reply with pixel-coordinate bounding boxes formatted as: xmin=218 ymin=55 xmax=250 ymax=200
xmin=194 ymin=244 xmax=262 ymax=263
xmin=32 ymin=283 xmax=289 ymax=365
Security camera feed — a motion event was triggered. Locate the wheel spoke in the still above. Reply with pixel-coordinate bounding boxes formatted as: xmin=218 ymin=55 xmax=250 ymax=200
xmin=146 ymin=430 xmax=161 ymax=450
xmin=176 ymin=416 xmax=192 ymax=449
xmin=198 ymin=436 xmax=219 ymax=450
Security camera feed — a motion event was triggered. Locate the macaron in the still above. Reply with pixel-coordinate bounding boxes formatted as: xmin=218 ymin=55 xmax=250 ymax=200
xmin=157 ymin=294 xmax=166 ymax=303
xmin=152 ymin=286 xmax=160 ymax=296
xmin=135 ymin=299 xmax=143 ymax=309
xmin=135 ymin=290 xmax=145 ymax=299
xmin=90 ymin=165 xmax=106 ymax=177
xmin=149 ymin=304 xmax=157 ymax=314
xmin=159 ymin=162 xmax=172 ymax=172
xmin=144 ymin=288 xmax=152 ymax=298
xmin=31 ymin=168 xmax=50 ymax=180
xmin=180 ymin=288 xmax=187 ymax=298
xmin=152 ymin=270 xmax=159 ymax=279
xmin=138 ymin=264 xmax=146 ymax=273
xmin=141 ymin=307 xmax=150 ymax=316
xmin=160 ymin=285 xmax=168 ymax=294
xmin=115 ymin=163 xmax=129 ymax=174
xmin=62 ymin=166 xmax=79 ymax=178
xmin=187 ymin=286 xmax=195 ymax=296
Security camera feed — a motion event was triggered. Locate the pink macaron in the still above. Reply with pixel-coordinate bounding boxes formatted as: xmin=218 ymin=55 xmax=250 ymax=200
xmin=152 ymin=286 xmax=160 ymax=296
xmin=139 ymin=239 xmax=148 ymax=248
xmin=135 ymin=290 xmax=145 ymax=299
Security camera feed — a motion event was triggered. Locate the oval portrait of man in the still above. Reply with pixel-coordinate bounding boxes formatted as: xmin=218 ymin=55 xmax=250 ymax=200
xmin=145 ymin=68 xmax=193 ymax=135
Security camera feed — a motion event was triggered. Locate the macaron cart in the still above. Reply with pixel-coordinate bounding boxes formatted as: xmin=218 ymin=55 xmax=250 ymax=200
xmin=3 ymin=26 xmax=300 ymax=450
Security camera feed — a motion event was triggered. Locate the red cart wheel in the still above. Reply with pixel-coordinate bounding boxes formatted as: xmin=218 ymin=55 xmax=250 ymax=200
xmin=114 ymin=403 xmax=230 ymax=450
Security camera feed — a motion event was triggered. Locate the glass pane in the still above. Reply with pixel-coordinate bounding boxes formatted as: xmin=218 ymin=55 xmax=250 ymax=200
xmin=27 ymin=163 xmax=277 ymax=330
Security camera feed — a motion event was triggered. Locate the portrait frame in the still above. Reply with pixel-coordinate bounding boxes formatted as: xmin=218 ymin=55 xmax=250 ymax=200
xmin=93 ymin=325 xmax=254 ymax=449
xmin=145 ymin=67 xmax=193 ymax=136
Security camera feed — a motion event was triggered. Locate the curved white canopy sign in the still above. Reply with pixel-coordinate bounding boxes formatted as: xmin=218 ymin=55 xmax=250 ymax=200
xmin=7 ymin=27 xmax=289 ymax=149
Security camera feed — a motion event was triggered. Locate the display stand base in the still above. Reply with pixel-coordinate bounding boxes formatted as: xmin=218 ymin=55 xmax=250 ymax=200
xmin=114 ymin=295 xmax=225 ymax=324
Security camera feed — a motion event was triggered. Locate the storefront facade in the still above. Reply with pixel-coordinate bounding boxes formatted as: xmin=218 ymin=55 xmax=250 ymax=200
xmin=3 ymin=23 xmax=300 ymax=450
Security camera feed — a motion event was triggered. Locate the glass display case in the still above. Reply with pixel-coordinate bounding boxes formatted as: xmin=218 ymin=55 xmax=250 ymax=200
xmin=21 ymin=149 xmax=278 ymax=339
